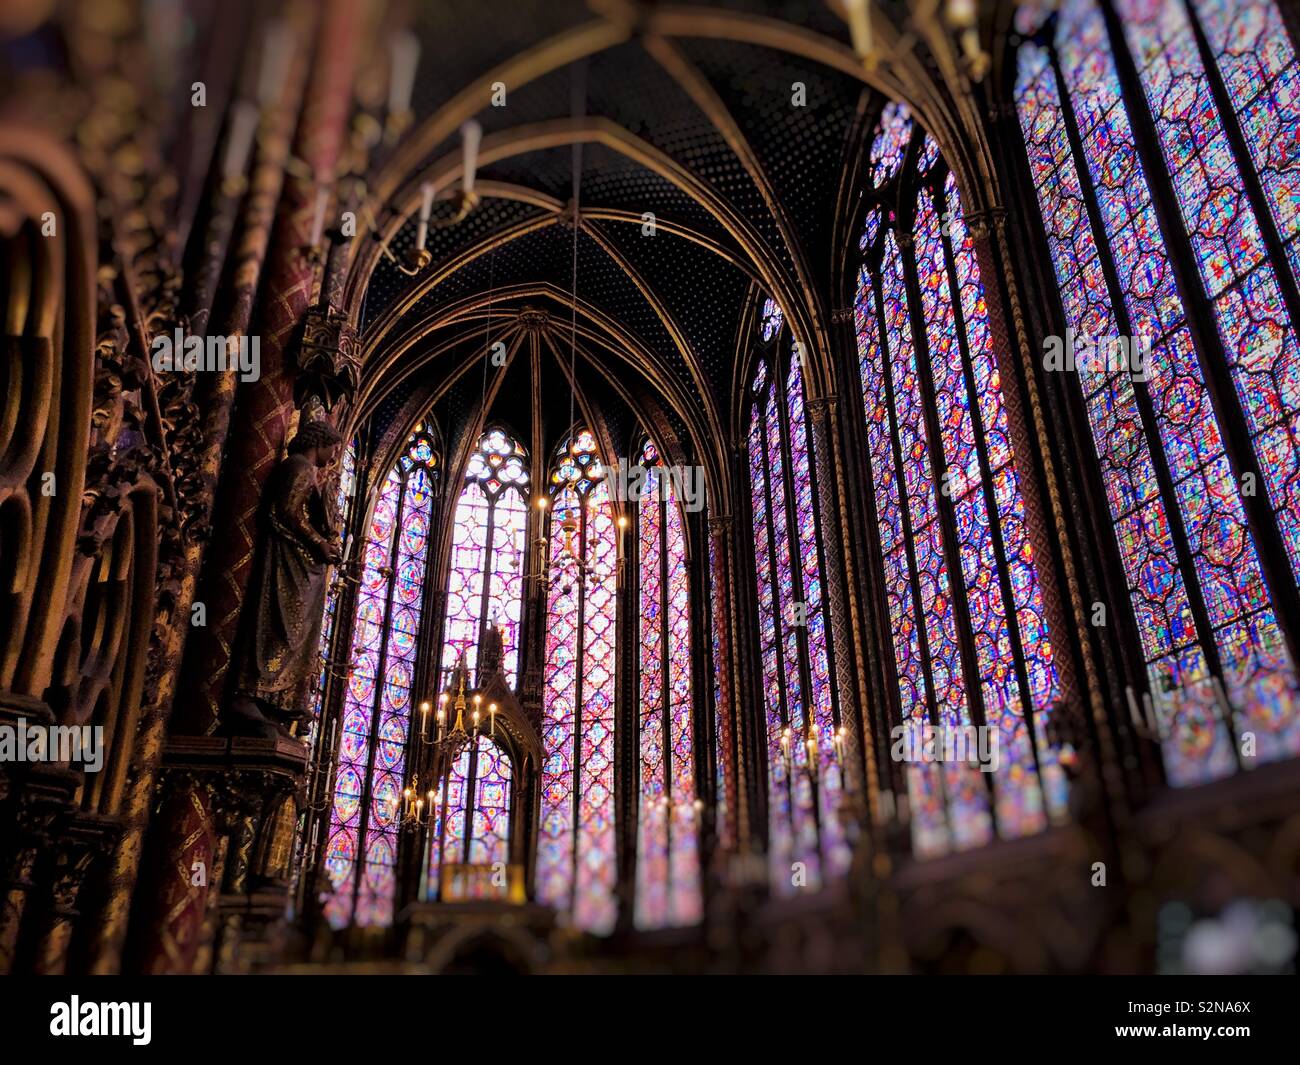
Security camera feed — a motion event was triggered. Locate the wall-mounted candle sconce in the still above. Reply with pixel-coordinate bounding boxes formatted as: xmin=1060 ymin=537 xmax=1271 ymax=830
xmin=390 ymin=119 xmax=483 ymax=275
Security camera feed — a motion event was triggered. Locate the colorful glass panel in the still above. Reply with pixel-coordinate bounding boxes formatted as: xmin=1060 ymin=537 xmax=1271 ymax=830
xmin=539 ymin=430 xmax=619 ymax=934
xmin=855 ymin=104 xmax=1072 ymax=855
xmin=440 ymin=428 xmax=529 ymax=688
xmin=427 ymin=736 xmax=513 ymax=898
xmin=323 ymin=427 xmax=436 ymax=928
xmin=871 ymin=100 xmax=913 ymax=185
xmin=1014 ymin=0 xmax=1300 ymax=784
xmin=307 ymin=440 xmax=357 ymax=759
xmin=708 ymin=531 xmax=729 ymax=848
xmin=634 ymin=439 xmax=701 ymax=930
xmin=747 ymin=311 xmax=846 ymax=891
xmin=760 ymin=296 xmax=785 ymax=342
xmin=1192 ymin=0 xmax=1300 ymax=289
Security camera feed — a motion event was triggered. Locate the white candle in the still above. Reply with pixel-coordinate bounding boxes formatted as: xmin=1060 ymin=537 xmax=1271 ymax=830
xmin=222 ymin=100 xmax=259 ymax=182
xmin=388 ymin=30 xmax=421 ymax=116
xmin=309 ymin=185 xmax=328 ymax=247
xmin=416 ymin=181 xmax=434 ymax=251
xmin=946 ymin=0 xmax=977 ymax=27
xmin=1142 ymin=691 xmax=1160 ymax=738
xmin=1125 ymin=685 xmax=1144 ymax=731
xmin=461 ymin=120 xmax=482 ymax=195
xmin=258 ymin=20 xmax=294 ymax=107
xmin=846 ymin=0 xmax=872 ymax=60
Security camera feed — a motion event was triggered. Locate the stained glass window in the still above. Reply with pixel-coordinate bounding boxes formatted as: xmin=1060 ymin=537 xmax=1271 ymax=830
xmin=321 ymin=425 xmax=437 ymax=928
xmin=633 ymin=438 xmax=701 ymax=930
xmin=439 ymin=427 xmax=529 ymax=688
xmin=537 ymin=429 xmax=619 ymax=933
xmin=748 ymin=314 xmax=848 ymax=893
xmin=760 ymin=296 xmax=784 ymax=342
xmin=426 ymin=734 xmax=513 ymax=900
xmin=1014 ymin=0 xmax=1300 ymax=786
xmin=855 ymin=105 xmax=1066 ymax=858
xmin=307 ymin=439 xmax=357 ymax=760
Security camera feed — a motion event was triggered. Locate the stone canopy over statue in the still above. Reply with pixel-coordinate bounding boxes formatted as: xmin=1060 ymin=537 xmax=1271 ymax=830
xmin=225 ymin=409 xmax=344 ymax=739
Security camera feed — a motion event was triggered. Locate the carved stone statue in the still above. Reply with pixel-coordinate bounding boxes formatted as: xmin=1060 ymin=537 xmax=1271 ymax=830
xmin=224 ymin=415 xmax=343 ymax=739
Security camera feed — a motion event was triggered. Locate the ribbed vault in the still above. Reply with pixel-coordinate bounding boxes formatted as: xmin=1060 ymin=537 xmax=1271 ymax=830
xmin=345 ymin=0 xmax=1002 ymax=505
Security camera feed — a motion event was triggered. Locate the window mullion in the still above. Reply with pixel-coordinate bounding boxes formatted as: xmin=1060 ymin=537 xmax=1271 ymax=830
xmin=475 ymin=491 xmax=498 ymax=676
xmin=462 ymin=741 xmax=479 ymax=868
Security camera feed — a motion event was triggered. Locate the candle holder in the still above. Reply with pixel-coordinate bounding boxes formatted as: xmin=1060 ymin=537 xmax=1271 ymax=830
xmin=395 ymin=772 xmax=437 ymax=832
xmin=390 ymin=186 xmax=481 ymax=275
xmin=384 ymin=120 xmax=484 ymax=275
xmin=413 ymin=664 xmax=493 ymax=767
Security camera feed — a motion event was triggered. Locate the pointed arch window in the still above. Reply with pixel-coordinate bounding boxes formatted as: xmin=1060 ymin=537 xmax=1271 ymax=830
xmin=747 ymin=303 xmax=848 ymax=892
xmin=855 ymin=107 xmax=1065 ymax=858
xmin=537 ymin=429 xmax=619 ymax=933
xmin=633 ymin=437 xmax=701 ymax=930
xmin=322 ymin=426 xmax=437 ymax=928
xmin=1014 ymin=0 xmax=1300 ymax=785
xmin=439 ymin=427 xmax=529 ymax=689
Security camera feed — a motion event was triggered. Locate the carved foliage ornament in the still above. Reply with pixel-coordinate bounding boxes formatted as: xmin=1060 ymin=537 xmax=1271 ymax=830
xmin=297 ymin=305 xmax=360 ymax=410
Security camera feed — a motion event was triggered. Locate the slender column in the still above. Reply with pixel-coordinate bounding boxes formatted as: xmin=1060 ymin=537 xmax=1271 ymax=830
xmin=176 ymin=0 xmax=362 ymax=736
xmin=727 ymin=444 xmax=764 ymax=857
xmin=120 ymin=0 xmax=358 ymax=972
xmin=91 ymin=10 xmax=312 ymax=975
xmin=128 ymin=781 xmax=217 ymax=975
xmin=806 ymin=397 xmax=873 ymax=820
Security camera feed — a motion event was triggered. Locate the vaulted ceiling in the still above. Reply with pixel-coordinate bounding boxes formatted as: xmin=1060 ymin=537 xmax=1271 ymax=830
xmin=346 ymin=0 xmax=1000 ymax=499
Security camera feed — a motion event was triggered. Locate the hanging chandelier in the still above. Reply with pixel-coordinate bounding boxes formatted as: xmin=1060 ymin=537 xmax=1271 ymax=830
xmin=395 ymin=662 xmax=498 ymax=831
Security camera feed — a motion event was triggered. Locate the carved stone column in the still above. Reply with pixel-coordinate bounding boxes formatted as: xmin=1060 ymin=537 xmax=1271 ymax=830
xmin=90 ymin=16 xmax=313 ymax=973
xmin=0 ymin=837 xmax=39 ymax=976
xmin=129 ymin=777 xmax=217 ymax=974
xmin=806 ymin=396 xmax=874 ymax=827
xmin=176 ymin=0 xmax=363 ymax=737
